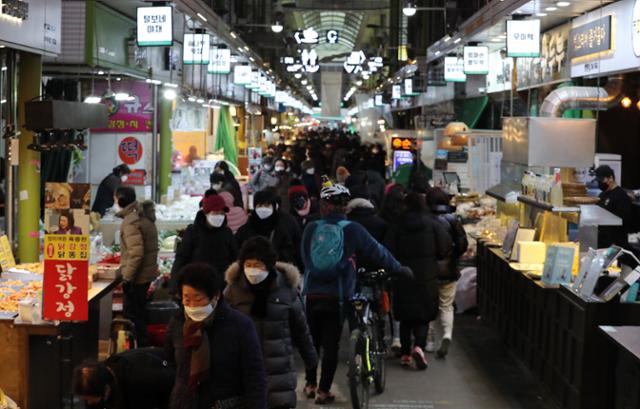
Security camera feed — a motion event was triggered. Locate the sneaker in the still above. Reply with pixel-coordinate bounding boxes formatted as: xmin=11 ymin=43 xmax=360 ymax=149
xmin=437 ymin=338 xmax=451 ymax=359
xmin=400 ymin=355 xmax=412 ymax=367
xmin=412 ymin=346 xmax=428 ymax=370
xmin=391 ymin=338 xmax=402 ymax=357
xmin=315 ymin=390 xmax=336 ymax=405
xmin=303 ymin=384 xmax=317 ymax=399
xmin=425 ymin=340 xmax=436 ymax=353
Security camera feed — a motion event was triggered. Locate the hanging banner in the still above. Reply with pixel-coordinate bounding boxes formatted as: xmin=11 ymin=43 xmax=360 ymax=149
xmin=233 ymin=65 xmax=252 ymax=85
xmin=136 ymin=6 xmax=173 ymax=46
xmin=444 ymin=57 xmax=467 ymax=82
xmin=91 ymin=81 xmax=153 ymax=133
xmin=507 ymin=19 xmax=541 ymax=58
xmin=183 ymin=33 xmax=210 ymax=64
xmin=208 ymin=48 xmax=231 ymax=74
xmin=392 ymin=84 xmax=402 ymax=99
xmin=464 ymin=46 xmax=489 ymax=74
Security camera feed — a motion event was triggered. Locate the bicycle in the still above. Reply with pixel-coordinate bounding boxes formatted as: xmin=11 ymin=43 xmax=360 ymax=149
xmin=348 ymin=268 xmax=392 ymax=409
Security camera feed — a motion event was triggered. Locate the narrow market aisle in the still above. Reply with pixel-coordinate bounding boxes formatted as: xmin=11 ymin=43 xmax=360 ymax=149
xmin=296 ymin=314 xmax=559 ymax=409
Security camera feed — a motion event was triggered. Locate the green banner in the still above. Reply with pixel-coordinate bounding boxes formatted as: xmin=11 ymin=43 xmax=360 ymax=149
xmin=215 ymin=106 xmax=238 ymax=167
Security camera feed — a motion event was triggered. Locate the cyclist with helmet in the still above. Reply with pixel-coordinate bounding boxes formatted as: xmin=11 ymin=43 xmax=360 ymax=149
xmin=301 ymin=180 xmax=412 ymax=405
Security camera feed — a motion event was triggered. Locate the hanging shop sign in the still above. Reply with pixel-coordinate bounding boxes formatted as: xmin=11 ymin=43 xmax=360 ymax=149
xmin=570 ymin=16 xmax=612 ymax=61
xmin=43 ymin=235 xmax=89 ymax=321
xmin=463 ymin=46 xmax=489 ymax=74
xmin=634 ymin=0 xmax=640 ymax=57
xmin=92 ymin=81 xmax=153 ymax=133
xmin=344 ymin=50 xmax=367 ymax=74
xmin=183 ymin=33 xmax=210 ymax=64
xmin=507 ymin=19 xmax=541 ymax=58
xmin=404 ymin=78 xmax=419 ymax=96
xmin=444 ymin=57 xmax=467 ymax=82
xmin=393 ymin=151 xmax=413 ymax=172
xmin=247 ymin=71 xmax=259 ymax=89
xmin=136 ymin=6 xmax=173 ymax=46
xmin=392 ymin=84 xmax=402 ymax=99
xmin=0 ymin=0 xmax=60 ymax=56
xmin=234 ymin=65 xmax=252 ymax=85
xmin=208 ymin=48 xmax=231 ymax=74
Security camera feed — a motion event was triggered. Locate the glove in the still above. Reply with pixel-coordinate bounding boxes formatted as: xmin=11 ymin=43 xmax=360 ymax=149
xmin=396 ymin=266 xmax=414 ymax=280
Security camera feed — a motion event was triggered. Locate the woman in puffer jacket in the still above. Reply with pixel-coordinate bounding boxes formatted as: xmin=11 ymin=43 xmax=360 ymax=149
xmin=224 ymin=236 xmax=318 ymax=409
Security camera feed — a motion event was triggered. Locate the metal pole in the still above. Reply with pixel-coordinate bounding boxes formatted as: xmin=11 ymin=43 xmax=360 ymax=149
xmin=152 ymin=83 xmax=159 ymax=202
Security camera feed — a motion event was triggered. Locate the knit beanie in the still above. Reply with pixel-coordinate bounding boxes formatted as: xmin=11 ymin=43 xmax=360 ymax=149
xmin=202 ymin=194 xmax=228 ymax=214
xmin=238 ymin=236 xmax=278 ymax=269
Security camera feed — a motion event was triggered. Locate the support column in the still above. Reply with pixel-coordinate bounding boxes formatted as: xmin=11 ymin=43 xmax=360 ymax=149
xmin=158 ymin=98 xmax=172 ymax=198
xmin=17 ymin=52 xmax=41 ymax=262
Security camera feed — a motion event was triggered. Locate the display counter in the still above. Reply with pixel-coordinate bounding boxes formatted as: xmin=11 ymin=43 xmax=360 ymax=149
xmin=600 ymin=326 xmax=640 ymax=409
xmin=0 ymin=278 xmax=119 ymax=409
xmin=477 ymin=241 xmax=640 ymax=409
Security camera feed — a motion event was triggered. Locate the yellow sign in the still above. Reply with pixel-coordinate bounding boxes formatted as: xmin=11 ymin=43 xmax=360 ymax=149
xmin=44 ymin=235 xmax=90 ymax=261
xmin=0 ymin=235 xmax=16 ymax=271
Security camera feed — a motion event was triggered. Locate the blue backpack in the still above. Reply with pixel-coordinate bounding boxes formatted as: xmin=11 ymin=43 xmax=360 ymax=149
xmin=310 ymin=220 xmax=350 ymax=272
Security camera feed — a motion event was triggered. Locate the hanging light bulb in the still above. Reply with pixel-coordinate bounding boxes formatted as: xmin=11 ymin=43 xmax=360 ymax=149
xmin=621 ymin=97 xmax=633 ymax=109
xmin=402 ymin=2 xmax=417 ymax=17
xmin=271 ymin=21 xmax=284 ymax=33
xmin=163 ymin=88 xmax=177 ymax=100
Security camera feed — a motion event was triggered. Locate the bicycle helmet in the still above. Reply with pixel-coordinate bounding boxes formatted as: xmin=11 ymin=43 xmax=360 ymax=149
xmin=320 ymin=183 xmax=351 ymax=203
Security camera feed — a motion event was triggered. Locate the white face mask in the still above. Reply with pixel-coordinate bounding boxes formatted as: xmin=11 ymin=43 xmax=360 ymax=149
xmin=212 ymin=183 xmax=223 ymax=191
xmin=184 ymin=302 xmax=215 ymax=322
xmin=121 ymin=175 xmax=128 ymax=183
xmin=255 ymin=207 xmax=274 ymax=220
xmin=306 ymin=168 xmax=315 ymax=175
xmin=206 ymin=214 xmax=225 ymax=228
xmin=275 ymin=166 xmax=285 ymax=173
xmin=244 ymin=267 xmax=270 ymax=285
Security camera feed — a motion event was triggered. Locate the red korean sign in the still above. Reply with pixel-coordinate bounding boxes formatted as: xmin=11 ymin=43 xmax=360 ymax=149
xmin=43 ymin=235 xmax=89 ymax=321
xmin=118 ymin=136 xmax=143 ymax=165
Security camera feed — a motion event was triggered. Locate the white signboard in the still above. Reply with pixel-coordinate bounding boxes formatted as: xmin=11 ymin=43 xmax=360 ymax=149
xmin=294 ymin=28 xmax=319 ymax=44
xmin=404 ymin=78 xmax=414 ymax=95
xmin=275 ymin=91 xmax=287 ymax=103
xmin=486 ymin=51 xmax=512 ymax=93
xmin=183 ymin=33 xmax=210 ymax=64
xmin=301 ymin=49 xmax=320 ymax=73
xmin=507 ymin=19 xmax=541 ymax=58
xmin=392 ymin=85 xmax=402 ymax=99
xmin=208 ymin=48 xmax=231 ymax=74
xmin=0 ymin=0 xmax=61 ymax=56
xmin=444 ymin=57 xmax=467 ymax=82
xmin=233 ymin=65 xmax=252 ymax=85
xmin=344 ymin=50 xmax=367 ymax=74
xmin=137 ymin=6 xmax=173 ymax=46
xmin=247 ymin=71 xmax=260 ymax=89
xmin=464 ymin=46 xmax=489 ymax=74
xmin=375 ymin=94 xmax=383 ymax=106
xmin=634 ymin=0 xmax=640 ymax=57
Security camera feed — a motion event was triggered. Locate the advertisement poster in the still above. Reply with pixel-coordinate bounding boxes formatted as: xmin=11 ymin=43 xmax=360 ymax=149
xmin=91 ymin=81 xmax=153 ymax=133
xmin=43 ymin=235 xmax=89 ymax=321
xmin=44 ymin=183 xmax=91 ymax=236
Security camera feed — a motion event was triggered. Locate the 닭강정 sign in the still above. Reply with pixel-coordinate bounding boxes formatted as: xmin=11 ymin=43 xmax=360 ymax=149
xmin=507 ymin=19 xmax=541 ymax=58
xmin=463 ymin=46 xmax=489 ymax=74
xmin=137 ymin=6 xmax=173 ymax=46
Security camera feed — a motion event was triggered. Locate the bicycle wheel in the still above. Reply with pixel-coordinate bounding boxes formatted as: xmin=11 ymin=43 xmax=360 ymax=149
xmin=348 ymin=328 xmax=370 ymax=409
xmin=371 ymin=318 xmax=387 ymax=394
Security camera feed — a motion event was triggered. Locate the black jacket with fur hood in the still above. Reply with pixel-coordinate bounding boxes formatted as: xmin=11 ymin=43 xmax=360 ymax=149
xmin=223 ymin=262 xmax=318 ymax=409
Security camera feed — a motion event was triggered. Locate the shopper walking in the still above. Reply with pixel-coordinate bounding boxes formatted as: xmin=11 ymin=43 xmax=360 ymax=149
xmin=92 ymin=164 xmax=131 ymax=217
xmin=273 ymin=158 xmax=292 ymax=212
xmin=116 ymin=187 xmax=159 ymax=346
xmin=249 ymin=156 xmax=279 ymax=194
xmin=301 ymin=160 xmax=321 ymax=200
xmin=426 ymin=187 xmax=469 ymax=358
xmin=219 ymin=191 xmax=248 ymax=234
xmin=72 ymin=347 xmax=174 ymax=409
xmin=170 ymin=194 xmax=237 ymax=292
xmin=166 ymin=263 xmax=267 ymax=409
xmin=213 ymin=161 xmax=243 ymax=208
xmin=288 ymin=182 xmax=319 ymax=231
xmin=236 ymin=189 xmax=299 ymax=265
xmin=385 ymin=191 xmax=452 ymax=370
xmin=301 ymin=183 xmax=411 ymax=404
xmin=224 ymin=237 xmax=318 ymax=409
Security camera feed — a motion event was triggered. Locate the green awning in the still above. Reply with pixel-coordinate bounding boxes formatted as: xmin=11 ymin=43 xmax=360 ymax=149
xmin=215 ymin=106 xmax=238 ymax=167
xmin=458 ymin=96 xmax=489 ymax=128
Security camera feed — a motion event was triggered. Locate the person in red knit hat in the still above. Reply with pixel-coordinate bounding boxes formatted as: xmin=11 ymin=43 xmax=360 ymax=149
xmin=288 ymin=181 xmax=319 ymax=231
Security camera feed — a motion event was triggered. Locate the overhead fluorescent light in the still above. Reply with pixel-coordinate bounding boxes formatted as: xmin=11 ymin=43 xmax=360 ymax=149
xmin=545 ymin=6 xmax=557 ymax=11
xmin=536 ymin=12 xmax=547 ymax=16
xmin=557 ymin=1 xmax=570 ymax=6
xmin=84 ymin=96 xmax=101 ymax=104
xmin=230 ymin=32 xmax=237 ymax=38
xmin=163 ymin=82 xmax=179 ymax=88
xmin=453 ymin=38 xmax=461 ymax=44
xmin=197 ymin=12 xmax=207 ymax=22
xmin=115 ymin=92 xmax=130 ymax=101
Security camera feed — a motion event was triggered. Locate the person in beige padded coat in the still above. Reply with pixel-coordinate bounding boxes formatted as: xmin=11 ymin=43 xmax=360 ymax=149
xmin=116 ymin=186 xmax=159 ymax=346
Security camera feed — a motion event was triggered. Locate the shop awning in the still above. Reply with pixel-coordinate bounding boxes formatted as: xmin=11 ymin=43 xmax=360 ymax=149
xmin=458 ymin=96 xmax=489 ymax=128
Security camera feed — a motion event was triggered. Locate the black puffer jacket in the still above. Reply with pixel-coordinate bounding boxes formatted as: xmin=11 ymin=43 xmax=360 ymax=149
xmin=431 ymin=205 xmax=469 ymax=282
xmin=235 ymin=212 xmax=298 ymax=264
xmin=224 ymin=262 xmax=318 ymax=409
xmin=170 ymin=211 xmax=237 ymax=289
xmin=385 ymin=211 xmax=452 ymax=322
xmin=347 ymin=198 xmax=388 ymax=243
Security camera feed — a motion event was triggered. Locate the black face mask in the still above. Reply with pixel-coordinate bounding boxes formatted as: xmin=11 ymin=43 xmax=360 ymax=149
xmin=597 ymin=178 xmax=609 ymax=191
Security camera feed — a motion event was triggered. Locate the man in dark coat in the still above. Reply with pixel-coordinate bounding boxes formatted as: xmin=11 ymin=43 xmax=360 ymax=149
xmin=385 ymin=192 xmax=452 ymax=369
xmin=92 ymin=164 xmax=131 ymax=216
xmin=224 ymin=237 xmax=318 ymax=409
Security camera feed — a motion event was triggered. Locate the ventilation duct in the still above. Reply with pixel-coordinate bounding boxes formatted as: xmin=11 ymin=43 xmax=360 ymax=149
xmin=539 ymin=76 xmax=623 ymax=118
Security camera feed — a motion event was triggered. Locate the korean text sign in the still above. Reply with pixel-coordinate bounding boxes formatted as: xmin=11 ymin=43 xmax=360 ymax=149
xmin=507 ymin=19 xmax=541 ymax=58
xmin=43 ymin=235 xmax=89 ymax=321
xmin=136 ymin=6 xmax=173 ymax=46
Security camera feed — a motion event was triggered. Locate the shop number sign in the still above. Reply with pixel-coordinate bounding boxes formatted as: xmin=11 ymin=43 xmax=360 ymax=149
xmin=43 ymin=235 xmax=89 ymax=321
xmin=507 ymin=19 xmax=541 ymax=58
xmin=136 ymin=6 xmax=173 ymax=47
xmin=119 ymin=136 xmax=143 ymax=165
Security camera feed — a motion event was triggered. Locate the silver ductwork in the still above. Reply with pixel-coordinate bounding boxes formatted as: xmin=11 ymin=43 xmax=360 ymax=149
xmin=539 ymin=76 xmax=624 ymax=117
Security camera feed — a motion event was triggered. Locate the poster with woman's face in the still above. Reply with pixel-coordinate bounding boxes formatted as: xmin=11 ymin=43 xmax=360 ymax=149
xmin=44 ymin=209 xmax=90 ymax=236
xmin=44 ymin=183 xmax=91 ymax=210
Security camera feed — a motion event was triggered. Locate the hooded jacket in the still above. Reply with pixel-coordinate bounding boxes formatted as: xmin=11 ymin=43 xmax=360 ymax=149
xmin=430 ymin=205 xmax=469 ymax=282
xmin=118 ymin=201 xmax=159 ymax=284
xmin=171 ymin=211 xmax=238 ymax=289
xmin=224 ymin=262 xmax=318 ymax=409
xmin=347 ymin=198 xmax=388 ymax=243
xmin=385 ymin=211 xmax=452 ymax=322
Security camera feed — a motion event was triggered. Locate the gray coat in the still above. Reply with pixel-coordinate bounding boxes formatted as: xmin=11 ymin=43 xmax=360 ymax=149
xmin=224 ymin=262 xmax=318 ymax=409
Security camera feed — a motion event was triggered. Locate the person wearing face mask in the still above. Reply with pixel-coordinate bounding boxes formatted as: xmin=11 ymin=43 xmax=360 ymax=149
xmin=288 ymin=182 xmax=319 ymax=230
xmin=273 ymin=158 xmax=292 ymax=213
xmin=91 ymin=164 xmax=131 ymax=217
xmin=171 ymin=194 xmax=237 ymax=294
xmin=213 ymin=161 xmax=244 ymax=208
xmin=301 ymin=160 xmax=320 ymax=200
xmin=72 ymin=348 xmax=174 ymax=409
xmin=235 ymin=189 xmax=298 ymax=265
xmin=116 ymin=187 xmax=159 ymax=346
xmin=594 ymin=165 xmax=633 ymax=249
xmin=166 ymin=263 xmax=267 ymax=409
xmin=249 ymin=156 xmax=279 ymax=194
xmin=224 ymin=237 xmax=318 ymax=409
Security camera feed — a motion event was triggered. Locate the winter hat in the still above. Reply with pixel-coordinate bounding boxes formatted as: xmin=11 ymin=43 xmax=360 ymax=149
xmin=336 ymin=166 xmax=351 ymax=184
xmin=345 ymin=173 xmax=370 ymax=200
xmin=202 ymin=194 xmax=228 ymax=214
xmin=288 ymin=183 xmax=309 ymax=200
xmin=238 ymin=236 xmax=278 ymax=269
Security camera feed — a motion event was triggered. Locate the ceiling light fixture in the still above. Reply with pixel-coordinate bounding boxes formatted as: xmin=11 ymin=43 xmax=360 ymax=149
xmin=545 ymin=6 xmax=557 ymax=11
xmin=556 ymin=1 xmax=570 ymax=6
xmin=621 ymin=97 xmax=633 ymax=108
xmin=84 ymin=96 xmax=101 ymax=104
xmin=115 ymin=92 xmax=130 ymax=101
xmin=402 ymin=2 xmax=417 ymax=17
xmin=271 ymin=21 xmax=284 ymax=33
xmin=197 ymin=13 xmax=207 ymax=22
xmin=536 ymin=12 xmax=547 ymax=16
xmin=163 ymin=88 xmax=177 ymax=100
xmin=453 ymin=38 xmax=461 ymax=44
xmin=230 ymin=32 xmax=237 ymax=39
xmin=356 ymin=80 xmax=363 ymax=86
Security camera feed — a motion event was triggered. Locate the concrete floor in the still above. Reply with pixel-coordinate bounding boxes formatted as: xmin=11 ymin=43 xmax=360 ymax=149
xmin=295 ymin=314 xmax=559 ymax=409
